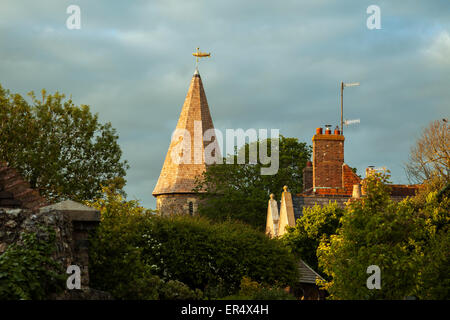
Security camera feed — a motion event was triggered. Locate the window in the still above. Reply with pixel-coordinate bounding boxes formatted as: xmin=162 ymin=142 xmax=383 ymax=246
xmin=188 ymin=202 xmax=193 ymax=216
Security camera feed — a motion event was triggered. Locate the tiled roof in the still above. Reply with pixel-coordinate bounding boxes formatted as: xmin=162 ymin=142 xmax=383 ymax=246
xmin=298 ymin=259 xmax=324 ymax=284
xmin=313 ymin=163 xmax=361 ymax=196
xmin=0 ymin=162 xmax=47 ymax=211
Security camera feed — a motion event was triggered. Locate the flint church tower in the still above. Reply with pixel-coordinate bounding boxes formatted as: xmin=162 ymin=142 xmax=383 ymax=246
xmin=153 ymin=50 xmax=218 ymax=216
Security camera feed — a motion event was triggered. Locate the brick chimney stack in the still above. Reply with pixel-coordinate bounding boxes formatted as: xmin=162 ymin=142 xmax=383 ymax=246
xmin=312 ymin=126 xmax=345 ymax=191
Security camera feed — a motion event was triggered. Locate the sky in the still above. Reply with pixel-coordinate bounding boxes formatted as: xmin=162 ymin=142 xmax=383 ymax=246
xmin=0 ymin=0 xmax=449 ymax=209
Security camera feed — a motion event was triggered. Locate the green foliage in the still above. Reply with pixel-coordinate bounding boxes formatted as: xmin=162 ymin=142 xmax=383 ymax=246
xmin=194 ymin=135 xmax=311 ymax=230
xmin=88 ymin=188 xmax=202 ymax=300
xmin=89 ymin=188 xmax=298 ymax=299
xmin=282 ymin=201 xmax=345 ymax=274
xmin=0 ymin=229 xmax=65 ymax=300
xmin=88 ymin=186 xmax=162 ymax=300
xmin=317 ymin=172 xmax=450 ymax=300
xmin=222 ymin=276 xmax=296 ymax=300
xmin=410 ymin=180 xmax=450 ymax=299
xmin=159 ymin=280 xmax=203 ymax=300
xmin=142 ymin=215 xmax=298 ymax=297
xmin=0 ymin=84 xmax=129 ymax=202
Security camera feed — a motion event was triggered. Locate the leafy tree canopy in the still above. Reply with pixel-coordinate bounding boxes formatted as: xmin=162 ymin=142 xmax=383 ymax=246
xmin=0 ymin=84 xmax=129 ymax=202
xmin=194 ymin=135 xmax=311 ymax=230
xmin=317 ymin=173 xmax=449 ymax=300
xmin=281 ymin=201 xmax=345 ymax=276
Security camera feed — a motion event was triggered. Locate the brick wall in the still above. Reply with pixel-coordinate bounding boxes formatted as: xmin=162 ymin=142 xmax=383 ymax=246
xmin=0 ymin=163 xmax=47 ymax=211
xmin=303 ymin=162 xmax=313 ymax=191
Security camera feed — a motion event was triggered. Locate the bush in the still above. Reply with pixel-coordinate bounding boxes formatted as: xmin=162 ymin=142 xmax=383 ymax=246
xmin=159 ymin=280 xmax=203 ymax=300
xmin=89 ymin=188 xmax=298 ymax=299
xmin=88 ymin=187 xmax=162 ymax=299
xmin=142 ymin=215 xmax=299 ymax=297
xmin=222 ymin=277 xmax=296 ymax=300
xmin=0 ymin=229 xmax=65 ymax=300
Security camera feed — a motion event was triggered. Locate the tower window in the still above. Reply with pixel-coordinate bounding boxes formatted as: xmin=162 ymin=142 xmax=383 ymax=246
xmin=188 ymin=202 xmax=194 ymax=216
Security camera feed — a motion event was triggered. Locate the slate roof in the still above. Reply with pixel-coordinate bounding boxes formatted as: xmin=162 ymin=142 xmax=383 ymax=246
xmin=298 ymin=259 xmax=324 ymax=284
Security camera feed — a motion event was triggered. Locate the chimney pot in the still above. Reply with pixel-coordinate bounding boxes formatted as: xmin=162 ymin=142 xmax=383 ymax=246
xmin=352 ymin=184 xmax=362 ymax=198
xmin=316 ymin=127 xmax=323 ymax=135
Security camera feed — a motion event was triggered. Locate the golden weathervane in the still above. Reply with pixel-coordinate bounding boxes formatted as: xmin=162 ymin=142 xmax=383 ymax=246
xmin=192 ymin=47 xmax=211 ymax=67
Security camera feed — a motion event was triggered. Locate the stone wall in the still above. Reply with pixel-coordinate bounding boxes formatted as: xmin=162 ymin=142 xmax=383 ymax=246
xmin=0 ymin=202 xmax=109 ymax=299
xmin=0 ymin=208 xmax=73 ymax=265
xmin=156 ymin=193 xmax=201 ymax=216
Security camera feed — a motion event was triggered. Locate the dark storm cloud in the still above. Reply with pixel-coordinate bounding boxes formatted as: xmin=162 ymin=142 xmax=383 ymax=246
xmin=0 ymin=0 xmax=449 ymax=208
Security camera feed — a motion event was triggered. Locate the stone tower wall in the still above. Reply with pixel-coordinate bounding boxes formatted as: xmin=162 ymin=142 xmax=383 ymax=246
xmin=156 ymin=193 xmax=201 ymax=216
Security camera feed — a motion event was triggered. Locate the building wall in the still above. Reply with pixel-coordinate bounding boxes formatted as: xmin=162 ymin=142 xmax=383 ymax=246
xmin=156 ymin=193 xmax=200 ymax=216
xmin=0 ymin=206 xmax=111 ymax=299
xmin=303 ymin=163 xmax=313 ymax=191
xmin=312 ymin=133 xmax=345 ymax=190
xmin=292 ymin=195 xmax=350 ymax=220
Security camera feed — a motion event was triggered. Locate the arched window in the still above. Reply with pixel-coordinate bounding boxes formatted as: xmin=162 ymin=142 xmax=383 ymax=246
xmin=188 ymin=202 xmax=194 ymax=216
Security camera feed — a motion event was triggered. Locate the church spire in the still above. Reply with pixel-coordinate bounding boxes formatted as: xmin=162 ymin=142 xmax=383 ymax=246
xmin=152 ymin=66 xmax=217 ymax=215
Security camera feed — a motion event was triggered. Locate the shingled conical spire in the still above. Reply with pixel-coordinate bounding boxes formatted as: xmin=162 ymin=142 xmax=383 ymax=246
xmin=152 ymin=69 xmax=218 ymax=216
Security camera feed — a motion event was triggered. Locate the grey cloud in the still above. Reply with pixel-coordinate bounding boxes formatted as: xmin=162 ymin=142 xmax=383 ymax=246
xmin=0 ymin=0 xmax=449 ymax=209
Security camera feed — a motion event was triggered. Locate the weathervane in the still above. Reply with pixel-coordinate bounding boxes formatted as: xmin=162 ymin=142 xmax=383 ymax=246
xmin=192 ymin=47 xmax=211 ymax=69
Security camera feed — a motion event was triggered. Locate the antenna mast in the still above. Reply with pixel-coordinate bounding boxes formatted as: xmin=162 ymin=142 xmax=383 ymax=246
xmin=340 ymin=81 xmax=360 ymax=135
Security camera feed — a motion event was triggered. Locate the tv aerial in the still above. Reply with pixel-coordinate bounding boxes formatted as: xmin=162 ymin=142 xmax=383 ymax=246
xmin=340 ymin=81 xmax=360 ymax=134
xmin=344 ymin=119 xmax=361 ymax=126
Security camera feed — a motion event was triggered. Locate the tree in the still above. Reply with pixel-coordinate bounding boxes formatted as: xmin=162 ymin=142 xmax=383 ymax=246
xmin=405 ymin=119 xmax=449 ymax=183
xmin=281 ymin=201 xmax=345 ymax=275
xmin=317 ymin=172 xmax=450 ymax=299
xmin=409 ymin=179 xmax=450 ymax=299
xmin=194 ymin=135 xmax=311 ymax=230
xmin=0 ymin=84 xmax=129 ymax=202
